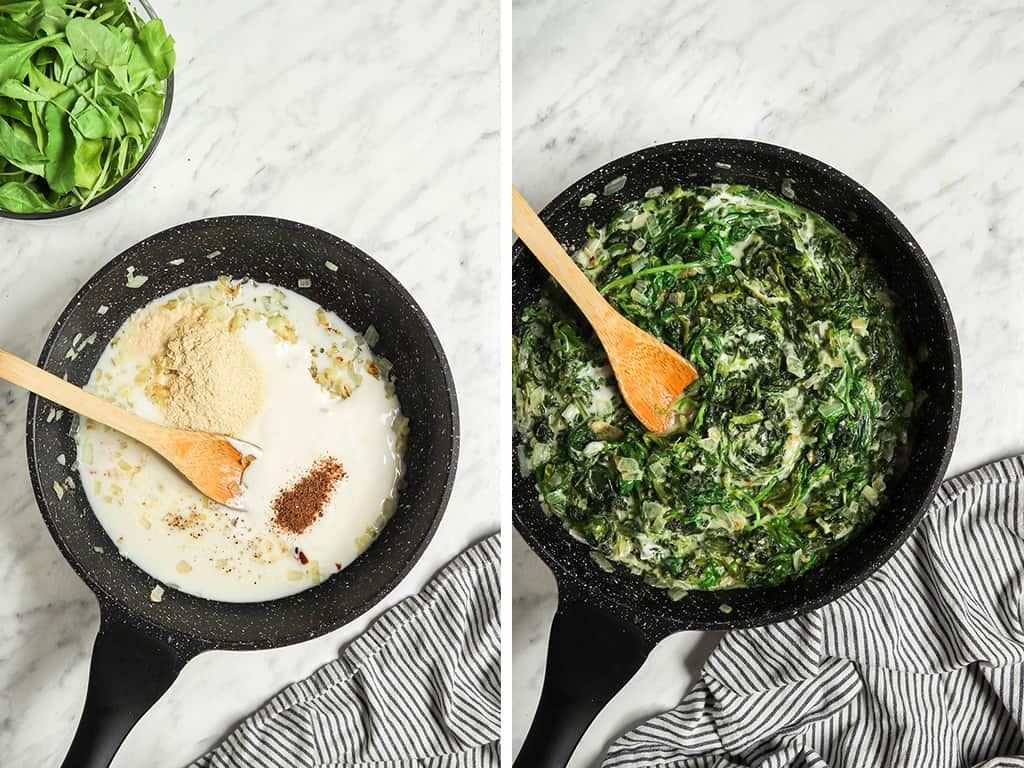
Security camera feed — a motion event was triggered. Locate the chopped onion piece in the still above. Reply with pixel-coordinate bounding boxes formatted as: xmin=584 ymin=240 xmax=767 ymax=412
xmin=603 ymin=175 xmax=627 ymax=195
xmin=125 ymin=266 xmax=148 ymax=289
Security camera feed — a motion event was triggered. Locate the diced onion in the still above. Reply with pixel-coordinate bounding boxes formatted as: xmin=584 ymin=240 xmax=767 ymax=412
xmin=603 ymin=175 xmax=627 ymax=195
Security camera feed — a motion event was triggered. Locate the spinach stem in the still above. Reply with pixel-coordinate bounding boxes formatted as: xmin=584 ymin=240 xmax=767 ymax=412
xmin=600 ymin=261 xmax=709 ymax=295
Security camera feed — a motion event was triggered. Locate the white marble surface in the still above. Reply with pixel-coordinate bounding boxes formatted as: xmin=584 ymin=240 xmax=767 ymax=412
xmin=0 ymin=1 xmax=497 ymax=766
xmin=511 ymin=0 xmax=1024 ymax=763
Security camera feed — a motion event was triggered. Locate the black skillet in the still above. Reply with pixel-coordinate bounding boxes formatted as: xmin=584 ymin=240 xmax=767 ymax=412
xmin=25 ymin=216 xmax=459 ymax=768
xmin=512 ymin=138 xmax=961 ymax=765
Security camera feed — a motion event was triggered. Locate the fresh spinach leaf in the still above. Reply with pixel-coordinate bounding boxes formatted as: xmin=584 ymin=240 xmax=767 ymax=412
xmin=24 ymin=0 xmax=68 ymax=36
xmin=0 ymin=113 xmax=44 ymax=172
xmin=0 ymin=78 xmax=48 ymax=101
xmin=136 ymin=89 xmax=161 ymax=132
xmin=0 ymin=17 xmax=32 ymax=43
xmin=25 ymin=60 xmax=65 ymax=97
xmin=71 ymin=94 xmax=115 ymax=138
xmin=0 ymin=93 xmax=30 ymax=124
xmin=105 ymin=88 xmax=141 ymax=123
xmin=42 ymin=87 xmax=76 ymax=192
xmin=65 ymin=18 xmax=128 ymax=71
xmin=73 ymin=135 xmax=103 ymax=188
xmin=0 ymin=34 xmax=61 ymax=82
xmin=137 ymin=19 xmax=173 ymax=79
xmin=0 ymin=178 xmax=52 ymax=211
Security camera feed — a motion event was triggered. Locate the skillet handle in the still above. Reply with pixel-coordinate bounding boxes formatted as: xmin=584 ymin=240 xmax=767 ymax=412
xmin=514 ymin=585 xmax=657 ymax=767
xmin=61 ymin=606 xmax=196 ymax=768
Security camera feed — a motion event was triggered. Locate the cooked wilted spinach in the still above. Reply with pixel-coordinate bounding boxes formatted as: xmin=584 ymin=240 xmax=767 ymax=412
xmin=514 ymin=184 xmax=915 ymax=594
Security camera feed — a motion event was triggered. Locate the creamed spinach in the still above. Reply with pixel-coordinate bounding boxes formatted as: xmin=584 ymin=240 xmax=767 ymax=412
xmin=514 ymin=184 xmax=914 ymax=594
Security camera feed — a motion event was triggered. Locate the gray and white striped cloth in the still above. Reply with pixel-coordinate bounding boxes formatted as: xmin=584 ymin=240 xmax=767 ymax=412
xmin=604 ymin=457 xmax=1024 ymax=768
xmin=189 ymin=534 xmax=500 ymax=768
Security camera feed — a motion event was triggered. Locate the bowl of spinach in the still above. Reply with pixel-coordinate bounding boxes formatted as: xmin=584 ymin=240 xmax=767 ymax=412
xmin=0 ymin=0 xmax=174 ymax=218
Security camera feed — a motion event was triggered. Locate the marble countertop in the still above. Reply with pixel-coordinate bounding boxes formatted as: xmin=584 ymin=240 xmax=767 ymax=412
xmin=0 ymin=1 xmax=497 ymax=766
xmin=511 ymin=0 xmax=1024 ymax=763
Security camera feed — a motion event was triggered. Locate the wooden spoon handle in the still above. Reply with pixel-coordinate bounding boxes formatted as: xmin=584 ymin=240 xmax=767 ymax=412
xmin=512 ymin=186 xmax=617 ymax=329
xmin=0 ymin=347 xmax=156 ymax=446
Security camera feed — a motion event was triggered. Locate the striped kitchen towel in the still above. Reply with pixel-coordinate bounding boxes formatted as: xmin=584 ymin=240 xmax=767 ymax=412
xmin=604 ymin=457 xmax=1024 ymax=768
xmin=189 ymin=533 xmax=500 ymax=768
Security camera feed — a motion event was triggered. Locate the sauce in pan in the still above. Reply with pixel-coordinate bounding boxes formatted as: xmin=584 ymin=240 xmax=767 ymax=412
xmin=77 ymin=278 xmax=407 ymax=602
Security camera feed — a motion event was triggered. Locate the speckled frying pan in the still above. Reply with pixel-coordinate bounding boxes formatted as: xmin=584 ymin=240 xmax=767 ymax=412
xmin=512 ymin=139 xmax=961 ymax=766
xmin=26 ymin=216 xmax=459 ymax=768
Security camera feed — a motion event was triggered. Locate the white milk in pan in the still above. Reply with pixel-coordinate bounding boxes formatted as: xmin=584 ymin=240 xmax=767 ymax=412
xmin=75 ymin=277 xmax=407 ymax=602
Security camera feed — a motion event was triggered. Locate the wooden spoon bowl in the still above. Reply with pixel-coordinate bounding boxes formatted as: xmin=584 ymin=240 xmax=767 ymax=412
xmin=511 ymin=186 xmax=698 ymax=433
xmin=0 ymin=347 xmax=258 ymax=508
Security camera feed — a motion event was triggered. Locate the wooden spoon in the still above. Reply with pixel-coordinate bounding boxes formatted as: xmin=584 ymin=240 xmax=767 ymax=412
xmin=0 ymin=347 xmax=259 ymax=509
xmin=512 ymin=186 xmax=699 ymax=434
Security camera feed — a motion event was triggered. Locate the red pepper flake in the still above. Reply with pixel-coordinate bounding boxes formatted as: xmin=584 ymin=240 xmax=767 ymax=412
xmin=335 ymin=562 xmax=342 ymax=570
xmin=272 ymin=457 xmax=345 ymax=534
xmin=298 ymin=550 xmax=309 ymax=565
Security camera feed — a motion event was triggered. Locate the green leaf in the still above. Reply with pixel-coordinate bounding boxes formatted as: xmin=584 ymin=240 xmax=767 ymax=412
xmin=24 ymin=0 xmax=69 ymax=36
xmin=0 ymin=94 xmax=31 ymax=124
xmin=42 ymin=40 xmax=77 ymax=81
xmin=42 ymin=88 xmax=76 ymax=192
xmin=63 ymin=64 xmax=89 ymax=87
xmin=137 ymin=89 xmax=162 ymax=133
xmin=0 ymin=179 xmax=53 ymax=212
xmin=137 ymin=19 xmax=174 ymax=79
xmin=73 ymin=135 xmax=103 ymax=188
xmin=89 ymin=0 xmax=134 ymax=28
xmin=0 ymin=2 xmax=41 ymax=17
xmin=70 ymin=95 xmax=115 ymax=139
xmin=113 ymin=134 xmax=129 ymax=175
xmin=125 ymin=41 xmax=157 ymax=92
xmin=0 ymin=78 xmax=48 ymax=101
xmin=65 ymin=18 xmax=129 ymax=72
xmin=0 ymin=34 xmax=62 ymax=83
xmin=0 ymin=115 xmax=44 ymax=173
xmin=25 ymin=61 xmax=65 ymax=98
xmin=104 ymin=89 xmax=141 ymax=123
xmin=0 ymin=17 xmax=33 ymax=43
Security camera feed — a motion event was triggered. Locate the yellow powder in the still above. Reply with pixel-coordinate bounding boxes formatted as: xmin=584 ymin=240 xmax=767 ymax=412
xmin=118 ymin=301 xmax=197 ymax=359
xmin=156 ymin=313 xmax=263 ymax=437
